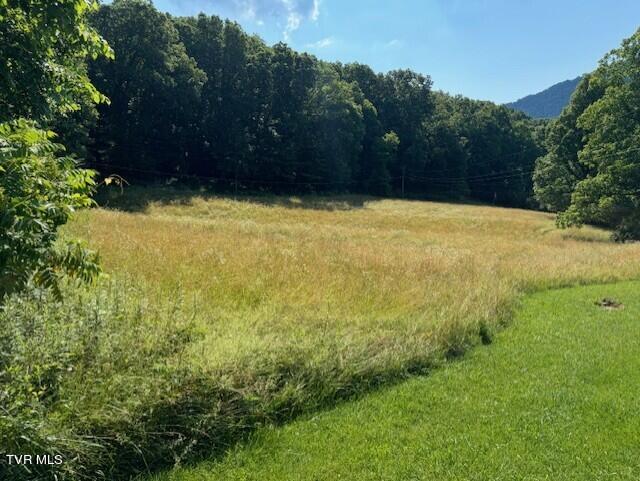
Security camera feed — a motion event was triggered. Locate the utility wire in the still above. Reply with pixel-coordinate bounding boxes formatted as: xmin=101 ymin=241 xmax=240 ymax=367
xmin=89 ymin=161 xmax=402 ymax=186
xmin=88 ymin=143 xmax=640 ymax=192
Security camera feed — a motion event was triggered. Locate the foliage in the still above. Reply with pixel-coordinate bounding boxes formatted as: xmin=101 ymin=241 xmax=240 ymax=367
xmin=0 ymin=120 xmax=100 ymax=298
xmin=90 ymin=0 xmax=206 ymax=174
xmin=306 ymin=68 xmax=366 ymax=186
xmin=0 ymin=280 xmax=208 ymax=481
xmin=88 ymin=1 xmax=544 ymax=206
xmin=432 ymin=93 xmax=544 ymax=206
xmin=533 ymin=75 xmax=604 ymax=212
xmin=535 ymin=28 xmax=640 ymax=240
xmin=0 ymin=0 xmax=112 ymax=299
xmin=366 ymin=131 xmax=398 ymax=196
xmin=0 ymin=0 xmax=113 ymax=121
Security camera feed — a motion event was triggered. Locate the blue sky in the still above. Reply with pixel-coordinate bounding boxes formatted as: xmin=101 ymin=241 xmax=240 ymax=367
xmin=152 ymin=0 xmax=640 ymax=103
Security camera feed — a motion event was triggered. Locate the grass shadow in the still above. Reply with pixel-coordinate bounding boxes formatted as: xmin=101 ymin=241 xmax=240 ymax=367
xmin=133 ymin=312 xmax=510 ymax=481
xmin=95 ymin=184 xmax=374 ymax=213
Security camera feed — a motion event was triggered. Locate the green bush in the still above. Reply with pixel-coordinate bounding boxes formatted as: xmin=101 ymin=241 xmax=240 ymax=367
xmin=0 ymin=120 xmax=100 ymax=299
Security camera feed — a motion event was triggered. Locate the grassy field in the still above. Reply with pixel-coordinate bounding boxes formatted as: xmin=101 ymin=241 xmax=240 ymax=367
xmin=152 ymin=280 xmax=640 ymax=481
xmin=69 ymin=188 xmax=640 ymax=377
xmin=49 ymin=186 xmax=640 ymax=478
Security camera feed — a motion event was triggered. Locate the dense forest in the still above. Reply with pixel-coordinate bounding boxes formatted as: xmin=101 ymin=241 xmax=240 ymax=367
xmin=506 ymin=77 xmax=582 ymax=119
xmin=0 ymin=0 xmax=639 ymax=300
xmin=80 ymin=0 xmax=545 ymax=207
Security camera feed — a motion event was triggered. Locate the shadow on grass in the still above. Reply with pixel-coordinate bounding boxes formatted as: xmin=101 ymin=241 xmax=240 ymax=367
xmin=126 ymin=320 xmax=506 ymax=481
xmin=95 ymin=184 xmax=374 ymax=213
xmin=559 ymin=230 xmax=613 ymax=244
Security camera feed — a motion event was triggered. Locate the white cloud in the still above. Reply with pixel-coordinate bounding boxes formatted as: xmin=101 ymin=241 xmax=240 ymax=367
xmin=370 ymin=38 xmax=405 ymax=55
xmin=281 ymin=1 xmax=302 ymax=41
xmin=385 ymin=39 xmax=403 ymax=49
xmin=310 ymin=0 xmax=321 ymax=21
xmin=242 ymin=2 xmax=257 ymax=20
xmin=281 ymin=0 xmax=319 ymax=41
xmin=181 ymin=0 xmax=321 ymax=40
xmin=305 ymin=36 xmax=334 ymax=49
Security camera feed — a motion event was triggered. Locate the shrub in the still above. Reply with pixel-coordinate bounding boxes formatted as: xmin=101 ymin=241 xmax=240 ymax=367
xmin=0 ymin=120 xmax=100 ymax=299
xmin=0 ymin=280 xmax=220 ymax=481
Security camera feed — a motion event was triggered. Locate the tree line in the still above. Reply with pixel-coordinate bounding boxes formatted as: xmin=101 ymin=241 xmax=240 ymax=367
xmin=2 ymin=0 xmax=638 ymax=245
xmin=84 ymin=0 xmax=545 ymax=207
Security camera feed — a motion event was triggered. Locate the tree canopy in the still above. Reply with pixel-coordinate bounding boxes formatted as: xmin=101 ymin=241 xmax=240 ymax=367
xmin=0 ymin=0 xmax=110 ymax=297
xmin=534 ymin=27 xmax=640 ymax=240
xmin=0 ymin=0 xmax=112 ymax=121
xmin=87 ymin=0 xmax=542 ymax=207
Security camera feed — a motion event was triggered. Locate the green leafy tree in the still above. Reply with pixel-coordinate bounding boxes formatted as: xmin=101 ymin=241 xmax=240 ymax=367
xmin=306 ymin=69 xmax=365 ymax=189
xmin=536 ymin=28 xmax=640 ymax=240
xmin=354 ymin=99 xmax=383 ymax=190
xmin=560 ymin=31 xmax=640 ymax=240
xmin=423 ymin=93 xmax=471 ymax=199
xmin=262 ymin=44 xmax=317 ymax=188
xmin=377 ymin=70 xmax=434 ymax=193
xmin=0 ymin=120 xmax=100 ymax=298
xmin=443 ymin=97 xmax=542 ymax=207
xmin=0 ymin=0 xmax=112 ymax=121
xmin=0 ymin=0 xmax=110 ymax=299
xmin=90 ymin=0 xmax=206 ymax=175
xmin=533 ymin=75 xmax=604 ymax=211
xmin=366 ymin=131 xmax=399 ymax=196
xmin=84 ymin=2 xmax=548 ymax=205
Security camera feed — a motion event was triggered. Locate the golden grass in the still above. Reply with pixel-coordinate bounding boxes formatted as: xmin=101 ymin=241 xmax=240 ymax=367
xmin=66 ymin=188 xmax=640 ymax=386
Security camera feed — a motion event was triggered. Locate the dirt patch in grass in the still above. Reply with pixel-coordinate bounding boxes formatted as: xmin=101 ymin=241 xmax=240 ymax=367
xmin=595 ymin=297 xmax=624 ymax=310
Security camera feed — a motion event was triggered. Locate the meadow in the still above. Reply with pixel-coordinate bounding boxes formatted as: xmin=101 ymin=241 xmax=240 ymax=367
xmin=8 ymin=186 xmax=640 ymax=480
xmin=4 ymin=3 xmax=640 ymax=481
xmin=69 ymin=187 xmax=640 ymax=386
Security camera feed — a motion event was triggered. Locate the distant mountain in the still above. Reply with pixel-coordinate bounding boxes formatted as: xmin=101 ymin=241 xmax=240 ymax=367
xmin=506 ymin=77 xmax=582 ymax=119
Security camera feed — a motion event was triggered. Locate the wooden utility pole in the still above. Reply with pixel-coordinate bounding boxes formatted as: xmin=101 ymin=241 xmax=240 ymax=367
xmin=234 ymin=160 xmax=239 ymax=199
xmin=401 ymin=166 xmax=405 ymax=198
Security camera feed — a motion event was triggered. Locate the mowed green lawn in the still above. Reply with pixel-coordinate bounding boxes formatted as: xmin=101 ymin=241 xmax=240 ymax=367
xmin=152 ymin=280 xmax=640 ymax=481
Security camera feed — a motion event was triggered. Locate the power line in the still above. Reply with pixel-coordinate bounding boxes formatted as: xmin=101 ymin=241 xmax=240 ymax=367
xmin=88 ymin=142 xmax=640 ymax=195
xmin=89 ymin=161 xmax=402 ymax=187
xmin=405 ymin=147 xmax=536 ymax=177
xmin=407 ymin=169 xmax=536 ymax=184
xmin=405 ymin=144 xmax=640 ymax=183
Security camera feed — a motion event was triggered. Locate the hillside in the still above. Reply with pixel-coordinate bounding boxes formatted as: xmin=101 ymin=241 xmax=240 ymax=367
xmin=506 ymin=76 xmax=582 ymax=118
xmin=5 ymin=0 xmax=640 ymax=479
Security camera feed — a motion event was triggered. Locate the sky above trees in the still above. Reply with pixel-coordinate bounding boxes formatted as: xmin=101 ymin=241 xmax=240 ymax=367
xmin=148 ymin=0 xmax=640 ymax=103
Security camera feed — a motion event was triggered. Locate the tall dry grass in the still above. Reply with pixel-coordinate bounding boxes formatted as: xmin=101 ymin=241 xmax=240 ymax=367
xmin=68 ymin=187 xmax=640 ymax=387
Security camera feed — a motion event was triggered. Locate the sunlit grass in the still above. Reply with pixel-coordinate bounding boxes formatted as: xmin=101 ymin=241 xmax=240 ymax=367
xmin=42 ymin=186 xmax=640 ymax=479
xmin=66 ymin=187 xmax=640 ymax=389
xmin=153 ymin=280 xmax=640 ymax=481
